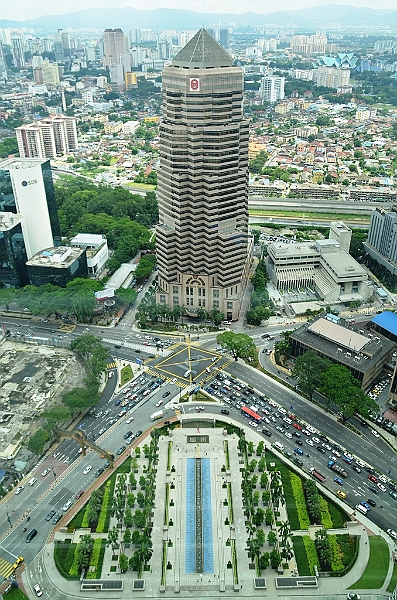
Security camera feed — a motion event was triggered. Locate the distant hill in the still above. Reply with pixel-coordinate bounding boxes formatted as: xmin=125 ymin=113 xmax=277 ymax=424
xmin=1 ymin=4 xmax=397 ymax=31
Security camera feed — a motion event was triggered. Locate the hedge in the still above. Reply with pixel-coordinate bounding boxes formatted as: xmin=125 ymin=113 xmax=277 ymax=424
xmin=96 ymin=480 xmax=112 ymax=533
xmin=327 ymin=500 xmax=346 ymax=529
xmin=86 ymin=539 xmax=105 ymax=579
xmin=319 ymin=496 xmax=333 ymax=529
xmin=69 ymin=545 xmax=80 ymax=577
xmin=303 ymin=535 xmax=319 ymax=576
xmin=292 ymin=536 xmax=311 ymax=576
xmin=54 ymin=541 xmax=79 ymax=580
xmin=337 ymin=534 xmax=356 ymax=567
xmin=329 ymin=535 xmax=344 ymax=572
xmin=290 ymin=473 xmax=310 ymax=529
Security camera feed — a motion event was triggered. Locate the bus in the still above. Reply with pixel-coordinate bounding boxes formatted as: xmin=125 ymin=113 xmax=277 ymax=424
xmin=241 ymin=405 xmax=262 ymax=423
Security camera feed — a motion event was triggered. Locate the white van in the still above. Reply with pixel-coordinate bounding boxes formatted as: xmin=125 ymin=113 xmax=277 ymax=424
xmin=272 ymin=441 xmax=284 ymax=452
xmin=28 ymin=477 xmax=37 ymax=486
xmin=355 ymin=504 xmax=368 ymax=515
xmin=184 ymin=370 xmax=192 ymax=378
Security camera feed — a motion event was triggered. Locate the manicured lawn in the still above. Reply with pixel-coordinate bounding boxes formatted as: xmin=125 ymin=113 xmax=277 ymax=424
xmin=292 ymin=535 xmax=311 ymax=576
xmin=120 ymin=364 xmax=133 ymax=385
xmin=249 ymin=209 xmax=370 ymax=223
xmin=349 ymin=536 xmax=390 ymax=589
xmin=387 ymin=563 xmax=397 ymax=593
xmin=4 ymin=589 xmax=28 ymax=600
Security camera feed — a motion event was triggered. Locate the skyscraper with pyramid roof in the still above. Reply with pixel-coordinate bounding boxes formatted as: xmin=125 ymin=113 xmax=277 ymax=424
xmin=156 ymin=28 xmax=252 ymax=321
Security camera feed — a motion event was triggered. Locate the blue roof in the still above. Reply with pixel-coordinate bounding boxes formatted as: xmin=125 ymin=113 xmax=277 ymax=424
xmin=371 ymin=311 xmax=397 ymax=336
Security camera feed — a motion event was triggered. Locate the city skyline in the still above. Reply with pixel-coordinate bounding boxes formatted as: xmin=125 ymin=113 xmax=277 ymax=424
xmin=2 ymin=0 xmax=395 ymax=22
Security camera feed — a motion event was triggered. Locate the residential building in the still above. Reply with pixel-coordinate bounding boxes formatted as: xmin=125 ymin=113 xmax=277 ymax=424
xmin=267 ymin=223 xmax=370 ymax=303
xmin=41 ymin=59 xmax=60 ymax=86
xmin=15 ymin=115 xmax=78 ymax=159
xmin=102 ymin=28 xmax=128 ymax=67
xmin=364 ymin=206 xmax=397 ymax=276
xmin=125 ymin=72 xmax=137 ymax=89
xmin=11 ymin=33 xmax=25 ymax=68
xmin=316 ymin=66 xmax=350 ymax=89
xmin=0 ymin=42 xmax=7 ymax=81
xmin=156 ymin=28 xmax=252 ymax=322
xmin=219 ymin=28 xmax=230 ymax=49
xmin=26 ymin=246 xmax=88 ymax=287
xmin=0 ymin=158 xmax=61 ymax=259
xmin=69 ymin=233 xmax=108 ymax=276
xmin=260 ymin=76 xmax=285 ymax=103
xmin=289 ymin=314 xmax=395 ymax=390
xmin=0 ymin=212 xmax=29 ymax=288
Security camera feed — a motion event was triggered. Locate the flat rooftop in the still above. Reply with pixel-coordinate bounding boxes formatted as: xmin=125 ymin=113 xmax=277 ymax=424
xmin=308 ymin=318 xmax=368 ymax=352
xmin=0 ymin=212 xmax=23 ymax=231
xmin=0 ymin=157 xmax=49 ymax=170
xmin=26 ymin=246 xmax=85 ymax=268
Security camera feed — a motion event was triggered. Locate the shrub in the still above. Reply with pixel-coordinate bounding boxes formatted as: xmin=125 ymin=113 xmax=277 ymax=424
xmin=96 ymin=480 xmax=112 ymax=533
xmin=54 ymin=541 xmax=79 ymax=580
xmin=336 ymin=534 xmax=355 ymax=567
xmin=85 ymin=539 xmax=104 ymax=579
xmin=329 ymin=535 xmax=345 ymax=572
xmin=319 ymin=496 xmax=333 ymax=529
xmin=290 ymin=473 xmax=310 ymax=529
xmin=327 ymin=500 xmax=346 ymax=529
xmin=292 ymin=536 xmax=310 ymax=576
xmin=68 ymin=545 xmax=80 ymax=577
xmin=303 ymin=535 xmax=319 ymax=575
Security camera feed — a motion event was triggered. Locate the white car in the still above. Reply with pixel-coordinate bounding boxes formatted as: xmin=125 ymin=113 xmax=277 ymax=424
xmin=248 ymin=421 xmax=258 ymax=428
xmin=41 ymin=468 xmax=50 ymax=477
xmin=371 ymin=429 xmax=380 ymax=438
xmin=33 ymin=584 xmax=43 ymax=597
xmin=312 ymin=436 xmax=320 ymax=444
xmin=126 ymin=416 xmax=134 ymax=424
xmin=83 ymin=465 xmax=92 ymax=475
xmin=284 ymin=432 xmax=292 ymax=439
xmin=387 ymin=528 xmax=397 ymax=540
xmin=263 ymin=417 xmax=270 ymax=424
xmin=14 ymin=486 xmax=24 ymax=495
xmin=171 ymin=378 xmax=177 ymax=384
xmin=306 ymin=426 xmax=316 ymax=434
xmin=156 ymin=400 xmax=163 ymax=407
xmin=306 ymin=439 xmax=314 ymax=447
xmin=355 ymin=459 xmax=365 ymax=467
xmin=377 ymin=483 xmax=387 ymax=492
xmin=136 ymin=334 xmax=142 ymax=338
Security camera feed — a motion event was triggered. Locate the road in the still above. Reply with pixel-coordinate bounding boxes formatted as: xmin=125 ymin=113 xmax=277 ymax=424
xmin=0 ymin=315 xmax=396 ymax=572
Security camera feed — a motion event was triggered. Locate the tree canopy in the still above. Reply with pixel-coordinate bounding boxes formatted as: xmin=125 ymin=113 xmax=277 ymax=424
xmin=217 ymin=331 xmax=258 ymax=365
xmin=292 ymin=350 xmax=330 ymax=400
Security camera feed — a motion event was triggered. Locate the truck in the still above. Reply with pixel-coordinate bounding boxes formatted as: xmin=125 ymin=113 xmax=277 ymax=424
xmin=327 ymin=460 xmax=348 ymax=478
xmin=310 ymin=467 xmax=326 ymax=483
xmin=150 ymin=410 xmax=164 ymax=421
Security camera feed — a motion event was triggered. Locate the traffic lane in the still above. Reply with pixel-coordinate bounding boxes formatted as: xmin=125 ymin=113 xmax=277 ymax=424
xmin=226 ymin=363 xmax=397 ymax=478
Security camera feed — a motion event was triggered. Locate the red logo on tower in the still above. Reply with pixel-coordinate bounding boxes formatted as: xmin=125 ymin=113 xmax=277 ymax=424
xmin=189 ymin=77 xmax=200 ymax=92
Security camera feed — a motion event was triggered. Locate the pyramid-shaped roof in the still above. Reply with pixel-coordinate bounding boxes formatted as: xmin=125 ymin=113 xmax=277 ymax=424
xmin=172 ymin=28 xmax=233 ymax=69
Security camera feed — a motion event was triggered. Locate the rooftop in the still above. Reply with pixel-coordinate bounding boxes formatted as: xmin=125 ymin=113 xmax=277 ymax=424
xmin=0 ymin=212 xmax=23 ymax=231
xmin=172 ymin=28 xmax=233 ymax=69
xmin=26 ymin=246 xmax=85 ymax=268
xmin=0 ymin=157 xmax=49 ymax=170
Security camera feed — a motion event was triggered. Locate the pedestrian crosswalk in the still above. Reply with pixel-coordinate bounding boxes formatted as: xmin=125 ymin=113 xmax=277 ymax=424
xmin=0 ymin=557 xmax=17 ymax=579
xmin=144 ymin=368 xmax=190 ymax=388
xmin=107 ymin=362 xmax=117 ymax=370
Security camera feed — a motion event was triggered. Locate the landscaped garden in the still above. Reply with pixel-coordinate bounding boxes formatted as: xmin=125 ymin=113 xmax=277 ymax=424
xmin=349 ymin=535 xmax=390 ymax=589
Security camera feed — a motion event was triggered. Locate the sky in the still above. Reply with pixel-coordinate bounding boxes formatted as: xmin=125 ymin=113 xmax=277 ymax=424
xmin=2 ymin=0 xmax=394 ymax=21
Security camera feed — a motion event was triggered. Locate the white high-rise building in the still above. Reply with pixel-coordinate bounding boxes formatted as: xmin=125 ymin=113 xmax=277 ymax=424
xmin=16 ymin=115 xmax=78 ymax=159
xmin=0 ymin=158 xmax=61 ymax=259
xmin=260 ymin=75 xmax=285 ymax=103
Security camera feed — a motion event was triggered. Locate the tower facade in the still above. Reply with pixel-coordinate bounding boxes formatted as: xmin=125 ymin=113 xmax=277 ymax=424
xmin=156 ymin=29 xmax=251 ymax=321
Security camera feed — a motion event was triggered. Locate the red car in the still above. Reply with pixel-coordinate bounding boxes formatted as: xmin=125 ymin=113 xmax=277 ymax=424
xmin=367 ymin=475 xmax=378 ymax=484
xmin=75 ymin=490 xmax=84 ymax=499
xmin=293 ymin=423 xmax=302 ymax=431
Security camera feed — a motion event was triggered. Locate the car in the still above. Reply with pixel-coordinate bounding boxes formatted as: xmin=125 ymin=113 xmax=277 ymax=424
xmin=378 ymin=475 xmax=388 ymax=484
xmin=104 ymin=461 xmax=110 ymax=469
xmin=75 ymin=490 xmax=84 ymax=499
xmin=306 ymin=439 xmax=314 ymax=447
xmin=285 ymin=432 xmax=292 ymax=439
xmin=124 ymin=430 xmax=133 ymax=440
xmin=371 ymin=429 xmax=380 ymax=438
xmin=294 ymin=447 xmax=304 ymax=455
xmin=52 ymin=513 xmax=62 ymax=524
xmin=118 ymin=410 xmax=127 ymax=417
xmin=368 ymin=474 xmax=378 ymax=483
xmin=126 ymin=416 xmax=134 ymax=424
xmin=360 ymin=501 xmax=371 ymax=511
xmin=94 ymin=468 xmax=104 ymax=478
xmin=347 ymin=595 xmax=361 ymax=600
xmin=33 ymin=584 xmax=43 ymax=597
xmin=117 ymin=446 xmax=126 ymax=455
xmin=62 ymin=499 xmax=73 ymax=511
xmin=162 ymin=391 xmax=170 ymax=398
xmin=46 ymin=509 xmax=56 ymax=521
xmin=135 ymin=430 xmax=143 ymax=438
xmin=368 ymin=486 xmax=379 ymax=495
xmin=95 ymin=411 xmax=103 ymax=418
xmin=312 ymin=436 xmax=320 ymax=444
xmin=390 ymin=491 xmax=397 ymax=500
xmin=352 ymin=466 xmax=362 ymax=473
xmin=390 ymin=482 xmax=397 ymax=491
xmin=41 ymin=468 xmax=50 ymax=477
xmin=334 ymin=477 xmax=344 ymax=486
xmin=98 ymin=427 xmax=107 ymax=435
xmin=248 ymin=421 xmax=258 ymax=428
xmin=336 ymin=490 xmax=346 ymax=499
xmin=323 ymin=443 xmax=332 ymax=451
xmin=343 ymin=456 xmax=353 ymax=464
xmin=355 ymin=459 xmax=365 ymax=468
xmin=114 ymin=399 xmax=122 ymax=406
xmin=294 ymin=458 xmax=303 ymax=466
xmin=156 ymin=400 xmax=164 ymax=407
xmin=220 ymin=409 xmax=229 ymax=415
xmin=262 ymin=429 xmax=272 ymax=437
xmin=377 ymin=483 xmax=387 ymax=492
xmin=317 ymin=446 xmax=326 ymax=453
xmin=366 ymin=467 xmax=375 ymax=474
xmin=14 ymin=486 xmax=24 ymax=495
xmin=387 ymin=529 xmax=397 ymax=540
xmin=367 ymin=498 xmax=376 ymax=507
xmin=83 ymin=465 xmax=92 ymax=475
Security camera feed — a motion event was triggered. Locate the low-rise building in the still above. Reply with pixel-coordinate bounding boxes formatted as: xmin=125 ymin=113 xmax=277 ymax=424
xmin=289 ymin=314 xmax=395 ymax=389
xmin=69 ymin=233 xmax=108 ymax=276
xmin=26 ymin=246 xmax=87 ymax=287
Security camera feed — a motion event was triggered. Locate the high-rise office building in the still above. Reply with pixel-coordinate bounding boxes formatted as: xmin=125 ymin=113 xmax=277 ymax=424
xmin=260 ymin=75 xmax=285 ymax=103
xmin=102 ymin=28 xmax=128 ymax=67
xmin=219 ymin=28 xmax=230 ymax=49
xmin=0 ymin=212 xmax=29 ymax=287
xmin=364 ymin=206 xmax=397 ymax=276
xmin=11 ymin=33 xmax=25 ymax=68
xmin=156 ymin=29 xmax=251 ymax=321
xmin=15 ymin=115 xmax=78 ymax=159
xmin=0 ymin=158 xmax=61 ymax=259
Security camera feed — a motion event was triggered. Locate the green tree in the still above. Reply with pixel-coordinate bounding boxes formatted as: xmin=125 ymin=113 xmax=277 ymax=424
xmin=217 ymin=331 xmax=258 ymax=364
xmin=292 ymin=350 xmax=330 ymax=400
xmin=119 ymin=553 xmax=128 ymax=573
xmin=270 ymin=549 xmax=281 ymax=569
xmin=209 ymin=308 xmax=224 ymax=327
xmin=315 ymin=528 xmax=332 ymax=570
xmin=27 ymin=429 xmax=51 ymax=455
